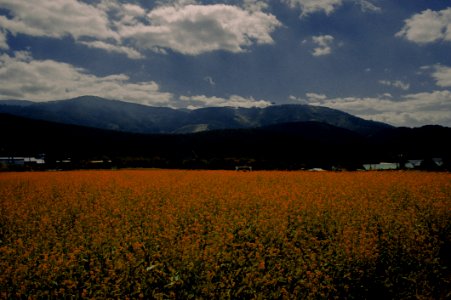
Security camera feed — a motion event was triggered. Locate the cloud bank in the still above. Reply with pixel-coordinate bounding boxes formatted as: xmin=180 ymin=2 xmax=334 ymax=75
xmin=302 ymin=90 xmax=451 ymax=127
xmin=0 ymin=52 xmax=172 ymax=105
xmin=0 ymin=1 xmax=281 ymax=57
xmin=120 ymin=4 xmax=281 ymax=55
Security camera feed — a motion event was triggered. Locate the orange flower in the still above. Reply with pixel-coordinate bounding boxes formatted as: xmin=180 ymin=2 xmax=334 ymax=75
xmin=0 ymin=170 xmax=449 ymax=299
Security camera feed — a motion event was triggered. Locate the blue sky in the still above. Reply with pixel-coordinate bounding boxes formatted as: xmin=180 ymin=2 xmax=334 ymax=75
xmin=0 ymin=0 xmax=450 ymax=127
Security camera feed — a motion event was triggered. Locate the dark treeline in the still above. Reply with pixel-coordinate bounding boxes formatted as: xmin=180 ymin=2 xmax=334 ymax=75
xmin=1 ymin=113 xmax=450 ymax=171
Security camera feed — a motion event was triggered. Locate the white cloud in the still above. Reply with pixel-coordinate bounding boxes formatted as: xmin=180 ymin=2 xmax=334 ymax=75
xmin=304 ymin=90 xmax=451 ymax=127
xmin=431 ymin=65 xmax=451 ymax=87
xmin=121 ymin=3 xmax=147 ymax=17
xmin=180 ymin=94 xmax=272 ymax=108
xmin=120 ymin=4 xmax=281 ymax=55
xmin=379 ymin=80 xmax=410 ymax=91
xmin=99 ymin=1 xmax=148 ymax=27
xmin=356 ymin=0 xmax=381 ymax=13
xmin=306 ymin=92 xmax=327 ymax=100
xmin=311 ymin=35 xmax=334 ymax=56
xmin=243 ymin=0 xmax=269 ymax=12
xmin=284 ymin=0 xmax=343 ymax=17
xmin=284 ymin=0 xmax=380 ymax=17
xmin=0 ymin=1 xmax=280 ymax=58
xmin=288 ymin=95 xmax=308 ymax=104
xmin=0 ymin=0 xmax=118 ymax=40
xmin=396 ymin=8 xmax=451 ymax=44
xmin=0 ymin=52 xmax=172 ymax=105
xmin=0 ymin=29 xmax=8 ymax=49
xmin=79 ymin=41 xmax=144 ymax=60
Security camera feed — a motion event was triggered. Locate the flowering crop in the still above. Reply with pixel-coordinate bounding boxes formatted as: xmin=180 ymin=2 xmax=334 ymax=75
xmin=0 ymin=170 xmax=450 ymax=298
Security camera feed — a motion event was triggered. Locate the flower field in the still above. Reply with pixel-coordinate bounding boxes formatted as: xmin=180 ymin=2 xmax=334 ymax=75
xmin=0 ymin=170 xmax=450 ymax=299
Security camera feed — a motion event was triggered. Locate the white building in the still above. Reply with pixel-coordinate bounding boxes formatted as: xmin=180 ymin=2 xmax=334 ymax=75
xmin=363 ymin=162 xmax=400 ymax=171
xmin=0 ymin=156 xmax=45 ymax=166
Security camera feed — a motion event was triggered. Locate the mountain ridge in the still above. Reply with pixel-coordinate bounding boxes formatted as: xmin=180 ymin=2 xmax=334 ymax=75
xmin=0 ymin=95 xmax=393 ymax=135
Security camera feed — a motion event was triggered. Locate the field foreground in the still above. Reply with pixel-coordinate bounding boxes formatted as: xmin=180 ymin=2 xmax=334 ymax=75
xmin=0 ymin=170 xmax=450 ymax=299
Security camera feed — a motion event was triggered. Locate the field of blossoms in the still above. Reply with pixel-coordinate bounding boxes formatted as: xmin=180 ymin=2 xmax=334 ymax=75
xmin=0 ymin=170 xmax=450 ymax=299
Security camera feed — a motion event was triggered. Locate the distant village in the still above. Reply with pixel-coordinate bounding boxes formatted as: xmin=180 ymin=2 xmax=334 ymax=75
xmin=0 ymin=155 xmax=111 ymax=171
xmin=0 ymin=155 xmax=446 ymax=171
xmin=0 ymin=156 xmax=46 ymax=167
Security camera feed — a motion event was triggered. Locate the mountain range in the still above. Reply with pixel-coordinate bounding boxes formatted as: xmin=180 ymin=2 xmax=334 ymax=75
xmin=1 ymin=96 xmax=449 ymax=170
xmin=0 ymin=95 xmax=392 ymax=135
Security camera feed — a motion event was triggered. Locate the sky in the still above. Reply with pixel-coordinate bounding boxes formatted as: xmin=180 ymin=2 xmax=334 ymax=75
xmin=0 ymin=0 xmax=450 ymax=127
